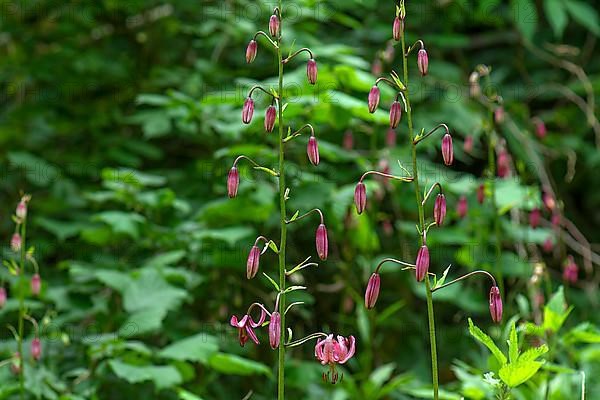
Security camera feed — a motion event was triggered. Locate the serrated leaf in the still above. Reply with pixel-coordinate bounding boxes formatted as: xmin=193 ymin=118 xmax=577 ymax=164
xmin=499 ymin=359 xmax=545 ymax=387
xmin=508 ymin=323 xmax=519 ymax=363
xmin=468 ymin=318 xmax=507 ymax=365
xmin=518 ymin=344 xmax=548 ymax=362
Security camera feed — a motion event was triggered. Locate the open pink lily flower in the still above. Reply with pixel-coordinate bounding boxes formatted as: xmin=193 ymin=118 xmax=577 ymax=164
xmin=230 ymin=308 xmax=266 ymax=347
xmin=315 ymin=334 xmax=356 ymax=384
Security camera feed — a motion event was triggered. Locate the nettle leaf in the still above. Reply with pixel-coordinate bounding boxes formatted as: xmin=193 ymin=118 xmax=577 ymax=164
xmin=208 ymin=353 xmax=271 ymax=376
xmin=158 ymin=333 xmax=219 ymax=364
xmin=508 ymin=323 xmax=519 ymax=363
xmin=518 ymin=344 xmax=548 ymax=362
xmin=543 ymin=286 xmax=573 ymax=333
xmin=468 ymin=318 xmax=507 ymax=365
xmin=499 ymin=359 xmax=545 ymax=388
xmin=108 ymin=360 xmax=182 ymax=389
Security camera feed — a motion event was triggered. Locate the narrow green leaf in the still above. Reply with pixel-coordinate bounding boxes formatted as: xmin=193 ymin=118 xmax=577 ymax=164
xmin=508 ymin=323 xmax=519 ymax=363
xmin=262 ymin=273 xmax=279 ymax=291
xmin=544 ymin=0 xmax=568 ymax=37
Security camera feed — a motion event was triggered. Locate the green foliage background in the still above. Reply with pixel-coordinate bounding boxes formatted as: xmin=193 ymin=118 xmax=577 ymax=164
xmin=0 ymin=0 xmax=598 ymax=399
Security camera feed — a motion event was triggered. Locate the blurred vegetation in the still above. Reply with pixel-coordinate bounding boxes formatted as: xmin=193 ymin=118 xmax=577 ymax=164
xmin=0 ymin=0 xmax=598 ymax=399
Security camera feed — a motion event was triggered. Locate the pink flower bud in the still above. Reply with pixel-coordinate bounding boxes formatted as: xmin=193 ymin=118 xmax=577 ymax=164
xmin=31 ymin=338 xmax=41 ymax=361
xmin=386 ymin=128 xmax=396 ymax=147
xmin=368 ymin=86 xmax=380 ymax=113
xmin=415 ymin=245 xmax=430 ymax=282
xmin=563 ymin=256 xmax=578 ymax=284
xmin=543 ymin=237 xmax=553 ymax=253
xmin=269 ymin=312 xmax=281 ymax=349
xmin=343 ymin=131 xmax=354 ymax=150
xmin=227 ymin=167 xmax=239 ymax=198
xmin=494 ymin=106 xmax=505 ymax=124
xmin=31 ymin=273 xmax=41 ymax=296
xmin=307 ymin=136 xmax=320 ymax=166
xmin=316 ymin=224 xmax=328 ymax=261
xmin=535 ymin=119 xmax=546 ymax=138
xmin=242 ymin=97 xmax=254 ymax=124
xmin=307 ymin=58 xmax=318 ymax=85
xmin=457 ymin=195 xmax=468 ymax=218
xmin=464 ymin=135 xmax=473 ymax=154
xmin=497 ymin=150 xmax=510 ymax=178
xmin=246 ymin=245 xmax=261 ymax=279
xmin=441 ymin=133 xmax=453 ymax=166
xmin=11 ymin=233 xmax=22 ymax=252
xmin=246 ymin=40 xmax=257 ymax=63
xmin=16 ymin=201 xmax=27 ymax=219
xmin=365 ymin=273 xmax=381 ymax=309
xmin=434 ymin=194 xmax=446 ymax=226
xmin=477 ymin=184 xmax=485 ymax=204
xmin=529 ymin=208 xmax=540 ymax=229
xmin=354 ymin=182 xmax=367 ymax=214
xmin=264 ymin=105 xmax=276 ymax=132
xmin=543 ymin=192 xmax=555 ymax=212
xmin=0 ymin=287 xmax=6 ymax=308
xmin=392 ymin=17 xmax=401 ymax=41
xmin=489 ymin=286 xmax=503 ymax=323
xmin=269 ymin=14 xmax=280 ymax=37
xmin=389 ymin=101 xmax=402 ymax=129
xmin=417 ymin=49 xmax=429 ymax=76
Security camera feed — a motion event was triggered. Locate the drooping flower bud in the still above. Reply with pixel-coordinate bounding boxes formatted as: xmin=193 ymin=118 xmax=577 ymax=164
xmin=457 ymin=195 xmax=468 ymax=218
xmin=415 ymin=245 xmax=430 ymax=282
xmin=477 ymin=184 xmax=485 ymax=204
xmin=563 ymin=256 xmax=578 ymax=284
xmin=0 ymin=287 xmax=6 ymax=308
xmin=316 ymin=224 xmax=328 ymax=261
xmin=464 ymin=135 xmax=474 ymax=154
xmin=31 ymin=274 xmax=41 ymax=296
xmin=269 ymin=312 xmax=281 ymax=349
xmin=386 ymin=128 xmax=396 ymax=147
xmin=368 ymin=86 xmax=380 ymax=113
xmin=497 ymin=150 xmax=510 ymax=178
xmin=494 ymin=106 xmax=505 ymax=124
xmin=529 ymin=208 xmax=540 ymax=229
xmin=543 ymin=237 xmax=553 ymax=253
xmin=246 ymin=245 xmax=261 ymax=279
xmin=441 ymin=133 xmax=453 ymax=166
xmin=354 ymin=182 xmax=367 ymax=214
xmin=242 ymin=97 xmax=254 ymax=124
xmin=246 ymin=40 xmax=257 ymax=63
xmin=343 ymin=131 xmax=354 ymax=150
xmin=365 ymin=273 xmax=381 ymax=309
xmin=269 ymin=14 xmax=280 ymax=37
xmin=434 ymin=194 xmax=446 ymax=226
xmin=307 ymin=136 xmax=320 ymax=166
xmin=31 ymin=338 xmax=41 ymax=361
xmin=417 ymin=49 xmax=429 ymax=76
xmin=10 ymin=233 xmax=22 ymax=252
xmin=307 ymin=59 xmax=318 ymax=85
xmin=16 ymin=201 xmax=27 ymax=219
xmin=489 ymin=286 xmax=503 ymax=323
xmin=227 ymin=167 xmax=239 ymax=198
xmin=389 ymin=100 xmax=402 ymax=128
xmin=392 ymin=16 xmax=401 ymax=41
xmin=534 ymin=119 xmax=546 ymax=138
xmin=264 ymin=105 xmax=276 ymax=132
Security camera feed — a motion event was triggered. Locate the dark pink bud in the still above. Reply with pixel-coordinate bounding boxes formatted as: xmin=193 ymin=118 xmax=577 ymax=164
xmin=365 ymin=273 xmax=381 ymax=309
xmin=392 ymin=17 xmax=401 ymax=41
xmin=497 ymin=150 xmax=510 ymax=178
xmin=417 ymin=49 xmax=429 ymax=76
xmin=269 ymin=14 xmax=280 ymax=37
xmin=368 ymin=86 xmax=380 ymax=113
xmin=494 ymin=106 xmax=505 ymax=124
xmin=11 ymin=233 xmax=22 ymax=252
xmin=242 ymin=97 xmax=254 ymax=124
xmin=415 ymin=245 xmax=430 ymax=282
xmin=227 ymin=167 xmax=239 ymax=198
xmin=343 ymin=131 xmax=354 ymax=150
xmin=535 ymin=119 xmax=546 ymax=138
xmin=0 ymin=287 xmax=6 ymax=308
xmin=269 ymin=312 xmax=281 ymax=349
xmin=31 ymin=273 xmax=41 ymax=296
xmin=316 ymin=224 xmax=328 ymax=261
xmin=543 ymin=237 xmax=553 ymax=253
xmin=477 ymin=184 xmax=485 ymax=204
xmin=264 ymin=105 xmax=276 ymax=132
xmin=307 ymin=59 xmax=318 ymax=85
xmin=246 ymin=40 xmax=257 ymax=63
xmin=16 ymin=201 xmax=27 ymax=219
xmin=386 ymin=128 xmax=396 ymax=147
xmin=464 ymin=135 xmax=473 ymax=153
xmin=354 ymin=182 xmax=367 ymax=214
xmin=389 ymin=100 xmax=402 ymax=129
xmin=434 ymin=194 xmax=446 ymax=226
xmin=246 ymin=245 xmax=260 ymax=279
xmin=529 ymin=208 xmax=540 ymax=229
xmin=441 ymin=133 xmax=453 ymax=166
xmin=489 ymin=286 xmax=503 ymax=323
xmin=31 ymin=338 xmax=41 ymax=361
xmin=457 ymin=195 xmax=468 ymax=218
xmin=543 ymin=192 xmax=555 ymax=212
xmin=563 ymin=256 xmax=578 ymax=284
xmin=307 ymin=136 xmax=320 ymax=166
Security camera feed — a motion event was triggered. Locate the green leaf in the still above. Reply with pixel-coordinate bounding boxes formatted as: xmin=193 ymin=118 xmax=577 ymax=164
xmin=123 ymin=269 xmax=187 ymax=314
xmin=518 ymin=344 xmax=548 ymax=362
xmin=208 ymin=353 xmax=271 ymax=376
xmin=499 ymin=359 xmax=545 ymax=387
xmin=262 ymin=272 xmax=280 ymax=291
xmin=177 ymin=389 xmax=205 ymax=400
xmin=159 ymin=333 xmax=219 ymax=364
xmin=543 ymin=287 xmax=573 ymax=333
xmin=508 ymin=323 xmax=519 ymax=363
xmin=511 ymin=0 xmax=538 ymax=41
xmin=544 ymin=0 xmax=568 ymax=37
xmin=433 ymin=266 xmax=451 ymax=289
xmin=468 ymin=318 xmax=507 ymax=365
xmin=108 ymin=360 xmax=182 ymax=389
xmin=565 ymin=0 xmax=600 ymax=35
xmin=93 ymin=211 xmax=146 ymax=239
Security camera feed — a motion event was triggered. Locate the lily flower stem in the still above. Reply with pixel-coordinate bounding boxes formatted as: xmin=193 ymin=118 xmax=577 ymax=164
xmin=401 ymin=25 xmax=439 ymax=400
xmin=431 ymin=270 xmax=497 ymax=293
xmin=285 ymin=208 xmax=323 ymax=225
xmin=18 ymin=217 xmax=26 ymax=399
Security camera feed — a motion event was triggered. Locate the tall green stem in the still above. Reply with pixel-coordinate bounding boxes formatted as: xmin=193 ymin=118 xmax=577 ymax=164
xmin=277 ymin=0 xmax=287 ymax=398
xmin=487 ymin=111 xmax=504 ymax=294
xmin=401 ymin=29 xmax=439 ymax=400
xmin=18 ymin=218 xmax=27 ymax=400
